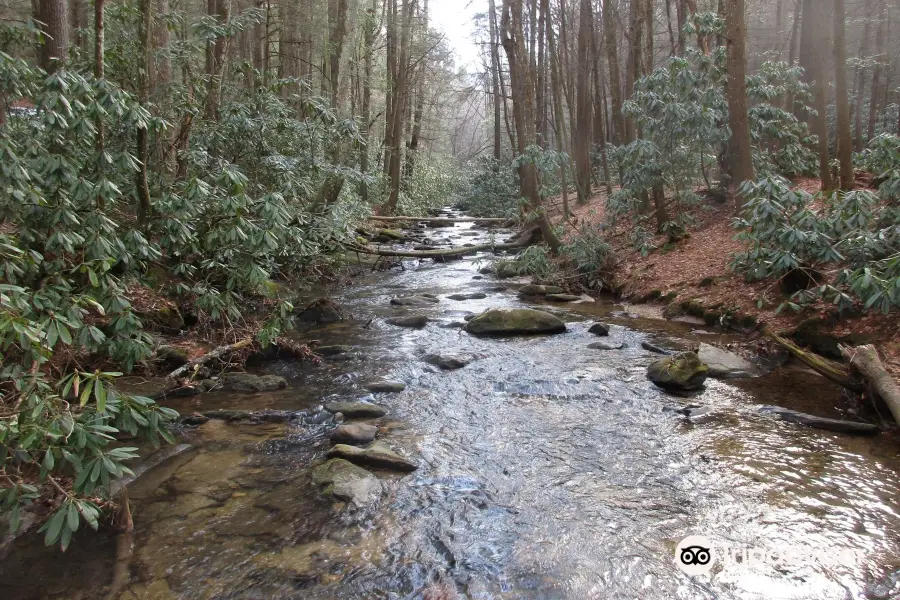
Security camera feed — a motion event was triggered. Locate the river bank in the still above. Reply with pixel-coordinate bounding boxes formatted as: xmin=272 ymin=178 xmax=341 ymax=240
xmin=2 ymin=208 xmax=899 ymax=600
xmin=547 ymin=183 xmax=900 ymax=382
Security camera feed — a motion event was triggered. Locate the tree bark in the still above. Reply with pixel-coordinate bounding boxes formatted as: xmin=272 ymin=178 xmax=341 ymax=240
xmin=489 ymin=0 xmax=503 ymax=160
xmin=724 ymin=0 xmax=755 ymax=195
xmin=574 ymin=0 xmax=593 ymax=204
xmin=384 ymin=0 xmax=412 ymax=213
xmin=501 ymin=0 xmax=562 ymax=253
xmin=624 ymin=0 xmax=644 ymax=143
xmin=136 ymin=0 xmax=152 ymax=225
xmin=809 ymin=0 xmax=832 ymax=190
xmin=840 ymin=345 xmax=900 ymax=427
xmin=603 ymin=0 xmax=625 ymax=144
xmin=204 ymin=0 xmax=230 ymax=121
xmin=866 ymin=0 xmax=887 ymax=143
xmin=36 ymin=0 xmax=69 ymax=72
xmin=833 ymin=0 xmax=853 ymax=190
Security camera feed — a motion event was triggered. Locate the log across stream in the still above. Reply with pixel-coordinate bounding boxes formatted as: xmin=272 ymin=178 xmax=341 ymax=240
xmin=2 ymin=208 xmax=900 ymax=600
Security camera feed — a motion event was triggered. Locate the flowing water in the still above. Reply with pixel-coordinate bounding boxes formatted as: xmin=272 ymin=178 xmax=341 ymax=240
xmin=3 ymin=211 xmax=900 ymax=600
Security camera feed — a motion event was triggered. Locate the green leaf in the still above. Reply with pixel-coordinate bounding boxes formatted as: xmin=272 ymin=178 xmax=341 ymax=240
xmin=42 ymin=508 xmax=66 ymax=546
xmin=66 ymin=501 xmax=79 ymax=532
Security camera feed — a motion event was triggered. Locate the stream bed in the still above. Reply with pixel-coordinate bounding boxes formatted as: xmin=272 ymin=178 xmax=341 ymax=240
xmin=2 ymin=211 xmax=900 ymax=600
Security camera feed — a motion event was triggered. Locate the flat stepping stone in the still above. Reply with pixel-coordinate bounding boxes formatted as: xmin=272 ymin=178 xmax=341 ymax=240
xmin=324 ymin=402 xmax=388 ymax=418
xmin=327 ymin=442 xmax=418 ymax=472
xmin=642 ymin=341 xmax=674 ymax=355
xmin=385 ymin=315 xmax=429 ymax=328
xmin=546 ymin=293 xmax=583 ymax=302
xmin=446 ymin=293 xmax=488 ymax=301
xmin=588 ymin=341 xmax=625 ymax=350
xmin=364 ymin=380 xmax=406 ymax=393
xmin=518 ymin=284 xmax=565 ymax=296
xmin=390 ymin=295 xmax=439 ymax=306
xmin=331 ymin=423 xmax=379 ymax=444
xmin=697 ymin=343 xmax=760 ymax=378
xmin=424 ymin=353 xmax=476 ymax=370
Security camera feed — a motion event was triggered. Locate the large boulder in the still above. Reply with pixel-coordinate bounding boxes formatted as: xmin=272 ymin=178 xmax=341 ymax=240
xmin=311 ymin=459 xmax=383 ymax=507
xmin=647 ymin=352 xmax=709 ymax=391
xmin=466 ymin=308 xmax=566 ymax=336
xmin=221 ymin=373 xmax=288 ymax=393
xmin=697 ymin=343 xmax=759 ymax=379
xmin=295 ymin=298 xmax=344 ymax=324
xmin=327 ymin=442 xmax=418 ymax=472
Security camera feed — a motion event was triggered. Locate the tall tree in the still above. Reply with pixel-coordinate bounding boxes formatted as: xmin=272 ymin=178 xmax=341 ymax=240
xmin=834 ymin=0 xmax=853 ymax=189
xmin=867 ymin=0 xmax=887 ymax=142
xmin=489 ymin=0 xmax=503 ymax=160
xmin=384 ymin=0 xmax=412 ymax=213
xmin=35 ymin=0 xmax=69 ymax=71
xmin=624 ymin=0 xmax=644 ymax=143
xmin=853 ymin=0 xmax=873 ymax=150
xmin=573 ymin=0 xmax=593 ymax=204
xmin=724 ymin=0 xmax=754 ymax=193
xmin=602 ymin=0 xmax=625 ymax=144
xmin=501 ymin=0 xmax=561 ymax=252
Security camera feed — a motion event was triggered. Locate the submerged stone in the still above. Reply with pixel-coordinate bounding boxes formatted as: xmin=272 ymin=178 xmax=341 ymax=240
xmin=390 ymin=295 xmax=440 ymax=307
xmin=364 ymin=379 xmax=407 ymax=393
xmin=327 ymin=443 xmax=418 ymax=472
xmin=324 ymin=402 xmax=388 ymax=418
xmin=331 ymin=423 xmax=379 ymax=444
xmin=221 ymin=373 xmax=287 ymax=393
xmin=311 ymin=458 xmax=383 ymax=507
xmin=518 ymin=284 xmax=565 ymax=296
xmin=424 ymin=353 xmax=476 ymax=370
xmin=385 ymin=315 xmax=429 ymax=328
xmin=447 ymin=292 xmax=488 ymax=301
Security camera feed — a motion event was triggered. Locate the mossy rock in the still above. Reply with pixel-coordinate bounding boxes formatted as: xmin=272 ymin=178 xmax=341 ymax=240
xmin=295 ymin=298 xmax=344 ymax=324
xmin=139 ymin=305 xmax=186 ymax=332
xmin=465 ymin=308 xmax=566 ymax=336
xmin=647 ymin=352 xmax=709 ymax=391
xmin=681 ymin=300 xmax=706 ymax=319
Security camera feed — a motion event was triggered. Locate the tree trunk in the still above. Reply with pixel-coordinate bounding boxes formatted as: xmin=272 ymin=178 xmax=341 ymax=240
xmin=591 ymin=21 xmax=612 ymax=194
xmin=404 ymin=0 xmax=428 ymax=180
xmin=574 ymin=0 xmax=593 ymax=204
xmin=384 ymin=0 xmax=412 ymax=213
xmin=136 ymin=0 xmax=152 ymax=224
xmin=840 ymin=345 xmax=900 ymax=427
xmin=36 ymin=0 xmax=69 ymax=71
xmin=624 ymin=0 xmax=643 ymax=143
xmin=809 ymin=0 xmax=832 ymax=190
xmin=675 ymin=0 xmax=686 ymax=55
xmin=603 ymin=0 xmax=625 ymax=144
xmin=489 ymin=0 xmax=503 ymax=160
xmin=359 ymin=0 xmax=376 ymax=202
xmin=154 ymin=0 xmax=171 ymax=96
xmin=546 ymin=0 xmax=571 ymax=217
xmin=501 ymin=0 xmax=561 ymax=254
xmin=833 ymin=0 xmax=853 ymax=190
xmin=866 ymin=0 xmax=887 ymax=143
xmin=204 ymin=0 xmax=230 ymax=121
xmin=724 ymin=0 xmax=755 ymax=196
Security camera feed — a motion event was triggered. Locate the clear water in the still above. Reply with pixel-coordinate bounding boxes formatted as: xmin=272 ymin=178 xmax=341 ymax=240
xmin=3 ymin=212 xmax=899 ymax=600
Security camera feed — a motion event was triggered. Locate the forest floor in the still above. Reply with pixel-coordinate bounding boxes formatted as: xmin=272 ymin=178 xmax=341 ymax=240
xmin=545 ymin=179 xmax=900 ymax=380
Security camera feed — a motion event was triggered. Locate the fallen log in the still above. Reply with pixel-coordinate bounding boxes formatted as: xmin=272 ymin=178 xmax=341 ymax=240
xmin=758 ymin=405 xmax=880 ymax=435
xmin=369 ymin=216 xmax=508 ymax=224
xmin=763 ymin=327 xmax=863 ymax=392
xmin=347 ymin=240 xmax=525 ymax=259
xmin=840 ymin=344 xmax=900 ymax=426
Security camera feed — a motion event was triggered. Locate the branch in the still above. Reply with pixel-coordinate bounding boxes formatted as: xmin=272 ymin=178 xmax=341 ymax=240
xmin=763 ymin=327 xmax=863 ymax=392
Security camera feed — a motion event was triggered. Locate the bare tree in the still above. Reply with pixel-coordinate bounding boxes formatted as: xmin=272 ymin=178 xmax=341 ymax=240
xmin=574 ymin=0 xmax=593 ymax=204
xmin=834 ymin=0 xmax=854 ymax=189
xmin=724 ymin=0 xmax=755 ymax=195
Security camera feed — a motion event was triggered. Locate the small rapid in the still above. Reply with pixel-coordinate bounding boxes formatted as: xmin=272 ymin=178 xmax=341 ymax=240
xmin=3 ymin=209 xmax=900 ymax=600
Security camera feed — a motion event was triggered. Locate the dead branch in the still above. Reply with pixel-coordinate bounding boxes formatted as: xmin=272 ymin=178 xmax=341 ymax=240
xmin=165 ymin=338 xmax=254 ymax=381
xmin=763 ymin=327 xmax=864 ymax=392
xmin=840 ymin=344 xmax=900 ymax=426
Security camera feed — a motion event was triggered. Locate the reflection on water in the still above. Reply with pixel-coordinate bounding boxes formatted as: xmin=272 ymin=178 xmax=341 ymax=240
xmin=2 ymin=211 xmax=899 ymax=600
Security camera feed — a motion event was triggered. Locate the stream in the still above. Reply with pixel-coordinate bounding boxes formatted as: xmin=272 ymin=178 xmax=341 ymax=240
xmin=2 ymin=210 xmax=900 ymax=600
